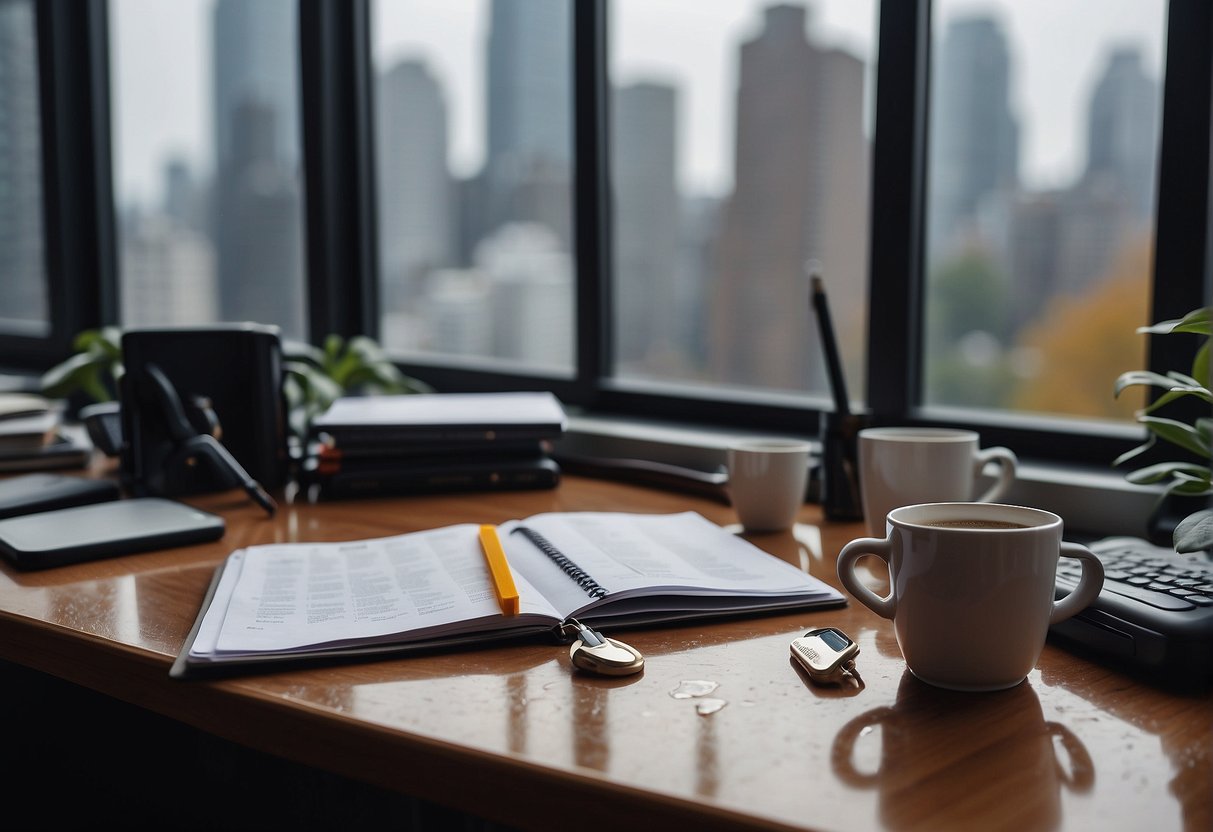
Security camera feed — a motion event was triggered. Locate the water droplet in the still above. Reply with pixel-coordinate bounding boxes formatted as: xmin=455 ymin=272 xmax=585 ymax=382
xmin=696 ymin=698 xmax=727 ymax=716
xmin=670 ymin=679 xmax=719 ymax=699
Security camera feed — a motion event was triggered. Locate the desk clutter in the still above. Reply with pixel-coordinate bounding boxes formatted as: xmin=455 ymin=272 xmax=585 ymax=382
xmin=171 ymin=510 xmax=845 ymax=679
xmin=0 ymin=393 xmax=92 ymax=472
xmin=301 ymin=391 xmax=567 ymax=500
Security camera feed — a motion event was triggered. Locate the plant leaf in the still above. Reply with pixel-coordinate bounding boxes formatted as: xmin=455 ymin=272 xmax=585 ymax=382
xmin=1140 ymin=386 xmax=1213 ymax=414
xmin=1124 ymin=462 xmax=1212 ymax=485
xmin=1137 ymin=307 xmax=1212 ymax=336
xmin=1140 ymin=415 xmax=1213 ymax=457
xmin=1114 ymin=370 xmax=1177 ymax=396
xmin=1192 ymin=339 xmax=1210 ymax=388
xmin=1112 ymin=436 xmax=1156 ymax=468
xmin=1174 ymin=508 xmax=1213 ymax=553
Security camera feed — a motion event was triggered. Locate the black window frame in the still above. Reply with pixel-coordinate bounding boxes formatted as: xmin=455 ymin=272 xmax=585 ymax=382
xmin=6 ymin=0 xmax=1211 ymax=471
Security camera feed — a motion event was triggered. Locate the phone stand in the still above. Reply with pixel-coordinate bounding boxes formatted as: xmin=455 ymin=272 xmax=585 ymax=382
xmin=128 ymin=364 xmax=276 ymax=516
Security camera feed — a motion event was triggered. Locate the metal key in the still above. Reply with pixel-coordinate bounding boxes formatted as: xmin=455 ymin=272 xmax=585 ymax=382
xmin=562 ymin=619 xmax=645 ymax=676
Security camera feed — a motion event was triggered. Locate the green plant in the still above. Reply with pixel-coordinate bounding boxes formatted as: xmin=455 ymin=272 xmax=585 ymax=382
xmin=282 ymin=334 xmax=433 ymax=439
xmin=1113 ymin=307 xmax=1213 ymax=553
xmin=40 ymin=329 xmax=432 ymax=442
xmin=40 ymin=327 xmax=125 ymax=402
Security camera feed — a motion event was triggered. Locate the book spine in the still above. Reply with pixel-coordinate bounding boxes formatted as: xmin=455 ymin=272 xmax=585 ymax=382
xmin=509 ymin=526 xmax=607 ymax=599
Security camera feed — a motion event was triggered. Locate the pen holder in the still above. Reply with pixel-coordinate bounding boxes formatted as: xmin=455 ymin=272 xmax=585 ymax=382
xmin=819 ymin=410 xmax=869 ymax=521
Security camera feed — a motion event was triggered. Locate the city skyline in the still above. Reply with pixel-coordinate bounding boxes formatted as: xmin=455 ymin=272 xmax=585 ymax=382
xmin=102 ymin=0 xmax=1165 ymax=418
xmin=110 ymin=0 xmax=1164 ymax=211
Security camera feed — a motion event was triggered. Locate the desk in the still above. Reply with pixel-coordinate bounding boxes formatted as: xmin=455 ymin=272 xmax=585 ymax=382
xmin=0 ymin=474 xmax=1208 ymax=831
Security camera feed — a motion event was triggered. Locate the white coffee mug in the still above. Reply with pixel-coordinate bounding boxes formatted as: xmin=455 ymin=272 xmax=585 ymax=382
xmin=725 ymin=438 xmax=811 ymax=532
xmin=836 ymin=502 xmax=1105 ymax=691
xmin=859 ymin=427 xmax=1018 ymax=537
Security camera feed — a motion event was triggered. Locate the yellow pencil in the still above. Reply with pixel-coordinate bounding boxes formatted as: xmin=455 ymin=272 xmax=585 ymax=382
xmin=478 ymin=524 xmax=520 ymax=616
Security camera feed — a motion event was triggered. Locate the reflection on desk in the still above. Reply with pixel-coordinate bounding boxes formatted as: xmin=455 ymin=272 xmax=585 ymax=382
xmin=0 ymin=474 xmax=1206 ymax=831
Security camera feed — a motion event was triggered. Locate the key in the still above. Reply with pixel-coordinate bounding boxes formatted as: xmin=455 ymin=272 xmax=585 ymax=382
xmin=563 ymin=619 xmax=645 ymax=677
xmin=790 ymin=627 xmax=863 ymax=687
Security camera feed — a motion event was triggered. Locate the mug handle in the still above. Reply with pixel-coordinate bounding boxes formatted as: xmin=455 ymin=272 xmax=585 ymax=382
xmin=837 ymin=537 xmax=896 ymax=619
xmin=973 ymin=446 xmax=1017 ymax=503
xmin=1050 ymin=542 xmax=1105 ymax=624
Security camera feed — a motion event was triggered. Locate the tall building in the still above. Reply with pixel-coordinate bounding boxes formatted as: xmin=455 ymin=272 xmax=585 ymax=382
xmin=211 ymin=0 xmax=304 ymax=338
xmin=611 ymin=82 xmax=679 ymax=372
xmin=1085 ymin=47 xmax=1160 ymax=222
xmin=476 ymin=223 xmax=572 ymax=370
xmin=121 ymin=212 xmax=218 ymax=327
xmin=928 ymin=15 xmax=1020 ymax=258
xmin=376 ymin=59 xmax=453 ymax=313
xmin=710 ymin=4 xmax=870 ymax=392
xmin=0 ymin=0 xmax=46 ymax=327
xmin=480 ymin=0 xmax=572 ymax=249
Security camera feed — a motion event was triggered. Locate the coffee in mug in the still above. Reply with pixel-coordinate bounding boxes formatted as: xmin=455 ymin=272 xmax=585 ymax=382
xmin=836 ymin=502 xmax=1104 ymax=691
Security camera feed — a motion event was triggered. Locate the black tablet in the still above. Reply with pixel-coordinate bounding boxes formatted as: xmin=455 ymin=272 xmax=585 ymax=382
xmin=0 ymin=473 xmax=120 ymax=519
xmin=0 ymin=497 xmax=225 ymax=570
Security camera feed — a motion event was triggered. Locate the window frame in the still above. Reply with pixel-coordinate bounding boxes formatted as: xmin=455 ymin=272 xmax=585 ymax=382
xmin=0 ymin=0 xmax=115 ymax=371
xmin=7 ymin=0 xmax=1211 ymax=471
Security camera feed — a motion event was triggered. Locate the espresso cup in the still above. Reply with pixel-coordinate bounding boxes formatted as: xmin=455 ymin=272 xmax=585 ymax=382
xmin=836 ymin=502 xmax=1105 ymax=691
xmin=858 ymin=427 xmax=1018 ymax=537
xmin=725 ymin=438 xmax=811 ymax=532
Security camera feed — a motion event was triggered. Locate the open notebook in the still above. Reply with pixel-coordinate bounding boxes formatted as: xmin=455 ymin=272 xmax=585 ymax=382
xmin=171 ymin=511 xmax=845 ymax=679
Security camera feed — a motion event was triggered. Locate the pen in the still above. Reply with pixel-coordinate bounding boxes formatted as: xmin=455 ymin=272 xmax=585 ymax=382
xmin=478 ymin=524 xmax=520 ymax=616
xmin=809 ymin=261 xmax=851 ymax=416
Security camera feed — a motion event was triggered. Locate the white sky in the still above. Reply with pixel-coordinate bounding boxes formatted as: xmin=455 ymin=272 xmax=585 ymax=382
xmin=110 ymin=0 xmax=1167 ymax=207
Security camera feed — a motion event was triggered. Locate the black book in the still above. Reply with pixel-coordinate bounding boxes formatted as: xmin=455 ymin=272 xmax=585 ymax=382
xmin=306 ymin=455 xmax=561 ymax=500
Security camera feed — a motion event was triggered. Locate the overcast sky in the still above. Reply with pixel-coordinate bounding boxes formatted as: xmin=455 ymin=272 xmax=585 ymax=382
xmin=110 ymin=0 xmax=1167 ymax=208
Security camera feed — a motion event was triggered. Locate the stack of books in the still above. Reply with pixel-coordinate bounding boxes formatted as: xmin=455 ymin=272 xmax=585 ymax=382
xmin=302 ymin=391 xmax=567 ymax=500
xmin=0 ymin=393 xmax=92 ymax=473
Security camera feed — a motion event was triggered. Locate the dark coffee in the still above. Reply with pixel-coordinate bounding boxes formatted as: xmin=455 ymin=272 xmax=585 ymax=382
xmin=924 ymin=519 xmax=1030 ymax=530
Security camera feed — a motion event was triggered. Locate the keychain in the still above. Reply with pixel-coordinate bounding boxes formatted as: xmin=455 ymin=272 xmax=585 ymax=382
xmin=790 ymin=627 xmax=862 ymax=687
xmin=562 ymin=619 xmax=645 ymax=676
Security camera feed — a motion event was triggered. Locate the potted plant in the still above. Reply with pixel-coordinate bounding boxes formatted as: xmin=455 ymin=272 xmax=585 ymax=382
xmin=1113 ymin=306 xmax=1212 ymax=553
xmin=40 ymin=329 xmax=431 ymax=443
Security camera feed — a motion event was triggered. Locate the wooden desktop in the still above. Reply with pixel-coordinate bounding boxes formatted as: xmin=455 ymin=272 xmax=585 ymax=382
xmin=0 ymin=470 xmax=1208 ymax=831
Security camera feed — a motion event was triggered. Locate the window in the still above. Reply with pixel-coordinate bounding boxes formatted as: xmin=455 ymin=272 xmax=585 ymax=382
xmin=607 ymin=1 xmax=877 ymax=404
xmin=109 ymin=0 xmax=306 ymax=339
xmin=372 ymin=0 xmax=575 ymax=376
xmin=5 ymin=1 xmax=1210 ymax=474
xmin=923 ymin=1 xmax=1166 ymax=424
xmin=0 ymin=0 xmax=48 ymax=336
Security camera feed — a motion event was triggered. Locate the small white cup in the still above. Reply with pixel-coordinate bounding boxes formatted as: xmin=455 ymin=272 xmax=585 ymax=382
xmin=837 ymin=502 xmax=1105 ymax=691
xmin=725 ymin=438 xmax=811 ymax=532
xmin=858 ymin=427 xmax=1017 ymax=537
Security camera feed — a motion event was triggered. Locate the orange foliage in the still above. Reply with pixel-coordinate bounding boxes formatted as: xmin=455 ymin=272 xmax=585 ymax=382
xmin=1010 ymin=237 xmax=1152 ymax=420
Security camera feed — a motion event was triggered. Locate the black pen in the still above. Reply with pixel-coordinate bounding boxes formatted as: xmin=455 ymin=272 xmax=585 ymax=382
xmin=809 ymin=261 xmax=851 ymax=416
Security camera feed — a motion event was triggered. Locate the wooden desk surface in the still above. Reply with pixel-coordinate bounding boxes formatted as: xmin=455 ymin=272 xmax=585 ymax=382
xmin=0 ymin=473 xmax=1208 ymax=831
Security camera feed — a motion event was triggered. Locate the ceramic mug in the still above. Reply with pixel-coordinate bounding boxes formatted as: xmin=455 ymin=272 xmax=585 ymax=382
xmin=858 ymin=427 xmax=1018 ymax=537
xmin=836 ymin=502 xmax=1104 ymax=691
xmin=725 ymin=438 xmax=811 ymax=532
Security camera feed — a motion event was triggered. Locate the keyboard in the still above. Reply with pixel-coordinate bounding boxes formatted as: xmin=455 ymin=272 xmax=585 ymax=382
xmin=1050 ymin=536 xmax=1213 ymax=687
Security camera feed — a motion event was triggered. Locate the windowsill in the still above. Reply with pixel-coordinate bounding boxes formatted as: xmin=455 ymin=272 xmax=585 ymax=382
xmin=556 ymin=409 xmax=1162 ymax=539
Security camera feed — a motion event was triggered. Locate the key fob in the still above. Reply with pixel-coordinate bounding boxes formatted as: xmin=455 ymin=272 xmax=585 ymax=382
xmin=790 ymin=627 xmax=862 ymax=686
xmin=569 ymin=637 xmax=645 ymax=676
xmin=564 ymin=620 xmax=644 ymax=676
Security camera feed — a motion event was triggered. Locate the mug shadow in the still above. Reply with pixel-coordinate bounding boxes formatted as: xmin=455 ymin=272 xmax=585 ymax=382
xmin=830 ymin=671 xmax=1094 ymax=831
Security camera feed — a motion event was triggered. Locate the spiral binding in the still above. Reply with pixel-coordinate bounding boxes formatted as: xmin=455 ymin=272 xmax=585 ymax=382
xmin=511 ymin=526 xmax=607 ymax=599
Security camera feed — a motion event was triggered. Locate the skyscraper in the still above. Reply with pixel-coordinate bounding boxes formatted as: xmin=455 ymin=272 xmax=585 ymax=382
xmin=211 ymin=0 xmax=304 ymax=338
xmin=1085 ymin=47 xmax=1160 ymax=222
xmin=928 ymin=15 xmax=1020 ymax=258
xmin=611 ymin=82 xmax=679 ymax=372
xmin=376 ymin=59 xmax=453 ymax=313
xmin=0 ymin=0 xmax=46 ymax=328
xmin=710 ymin=4 xmax=870 ymax=392
xmin=480 ymin=0 xmax=572 ymax=249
